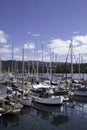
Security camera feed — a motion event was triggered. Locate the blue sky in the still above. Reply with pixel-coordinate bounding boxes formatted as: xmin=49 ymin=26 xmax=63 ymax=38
xmin=0 ymin=0 xmax=87 ymax=63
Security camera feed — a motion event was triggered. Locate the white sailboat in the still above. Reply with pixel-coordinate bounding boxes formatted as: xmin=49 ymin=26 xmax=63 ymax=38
xmin=19 ymin=46 xmax=32 ymax=107
xmin=30 ymin=82 xmax=64 ymax=106
xmin=20 ymin=43 xmax=64 ymax=106
xmin=31 ymin=95 xmax=64 ymax=106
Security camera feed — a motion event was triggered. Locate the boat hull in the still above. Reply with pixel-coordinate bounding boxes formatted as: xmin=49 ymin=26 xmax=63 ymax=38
xmin=74 ymin=89 xmax=87 ymax=102
xmin=32 ymin=96 xmax=64 ymax=106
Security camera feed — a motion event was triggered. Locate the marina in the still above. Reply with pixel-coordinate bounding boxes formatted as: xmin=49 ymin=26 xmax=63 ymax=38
xmin=0 ymin=1 xmax=87 ymax=129
xmin=0 ymin=73 xmax=87 ymax=130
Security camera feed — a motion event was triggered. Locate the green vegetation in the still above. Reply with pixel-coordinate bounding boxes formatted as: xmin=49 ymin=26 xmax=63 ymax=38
xmin=1 ymin=60 xmax=87 ymax=73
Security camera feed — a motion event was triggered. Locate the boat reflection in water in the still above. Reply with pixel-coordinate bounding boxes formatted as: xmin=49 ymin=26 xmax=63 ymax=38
xmin=0 ymin=101 xmax=87 ymax=130
xmin=21 ymin=104 xmax=69 ymax=127
xmin=0 ymin=113 xmax=21 ymax=127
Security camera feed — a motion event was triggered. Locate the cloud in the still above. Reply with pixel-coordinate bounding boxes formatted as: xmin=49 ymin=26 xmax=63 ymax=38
xmin=48 ymin=39 xmax=70 ymax=48
xmin=47 ymin=39 xmax=70 ymax=54
xmin=73 ymin=35 xmax=87 ymax=44
xmin=0 ymin=45 xmax=20 ymax=54
xmin=73 ymin=31 xmax=79 ymax=34
xmin=14 ymin=55 xmax=28 ymax=61
xmin=14 ymin=47 xmax=20 ymax=53
xmin=46 ymin=35 xmax=87 ymax=63
xmin=24 ymin=42 xmax=35 ymax=49
xmin=32 ymin=33 xmax=40 ymax=37
xmin=27 ymin=32 xmax=31 ymax=35
xmin=0 ymin=30 xmax=8 ymax=43
xmin=0 ymin=48 xmax=11 ymax=53
xmin=2 ymin=54 xmax=11 ymax=60
xmin=2 ymin=44 xmax=11 ymax=48
xmin=14 ymin=55 xmax=22 ymax=61
xmin=47 ymin=35 xmax=87 ymax=56
xmin=74 ymin=44 xmax=87 ymax=54
xmin=1 ymin=32 xmax=87 ymax=62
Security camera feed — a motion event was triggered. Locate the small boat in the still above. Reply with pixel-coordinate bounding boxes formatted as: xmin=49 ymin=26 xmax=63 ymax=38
xmin=74 ymin=87 xmax=87 ymax=97
xmin=30 ymin=87 xmax=64 ymax=106
xmin=32 ymin=95 xmax=64 ymax=106
xmin=73 ymin=87 xmax=87 ymax=102
xmin=19 ymin=97 xmax=32 ymax=107
xmin=0 ymin=98 xmax=11 ymax=115
xmin=0 ymin=98 xmax=23 ymax=115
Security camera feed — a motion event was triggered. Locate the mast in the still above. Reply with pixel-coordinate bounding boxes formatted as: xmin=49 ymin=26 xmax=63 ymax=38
xmin=15 ymin=59 xmax=18 ymax=74
xmin=50 ymin=49 xmax=52 ymax=82
xmin=22 ymin=46 xmax=24 ymax=99
xmin=12 ymin=43 xmax=14 ymax=74
xmin=0 ymin=55 xmax=1 ymax=74
xmin=41 ymin=43 xmax=44 ymax=75
xmin=70 ymin=39 xmax=73 ymax=82
xmin=36 ymin=39 xmax=39 ymax=81
xmin=78 ymin=54 xmax=81 ymax=80
xmin=28 ymin=43 xmax=30 ymax=75
xmin=81 ymin=54 xmax=84 ymax=80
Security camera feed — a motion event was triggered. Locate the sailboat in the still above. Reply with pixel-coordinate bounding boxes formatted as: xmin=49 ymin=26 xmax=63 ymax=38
xmin=19 ymin=46 xmax=32 ymax=107
xmin=0 ymin=97 xmax=23 ymax=115
xmin=20 ymin=42 xmax=65 ymax=106
xmin=29 ymin=49 xmax=64 ymax=106
xmin=32 ymin=90 xmax=64 ymax=105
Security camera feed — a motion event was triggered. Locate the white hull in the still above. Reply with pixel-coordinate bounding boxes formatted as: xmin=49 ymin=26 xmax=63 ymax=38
xmin=32 ymin=96 xmax=64 ymax=105
xmin=20 ymin=98 xmax=32 ymax=107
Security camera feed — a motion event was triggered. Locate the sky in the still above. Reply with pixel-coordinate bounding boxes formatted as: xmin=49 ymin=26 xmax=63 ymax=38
xmin=0 ymin=0 xmax=87 ymax=63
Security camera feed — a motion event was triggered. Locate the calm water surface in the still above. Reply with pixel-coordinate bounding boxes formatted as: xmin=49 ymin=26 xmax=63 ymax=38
xmin=0 ymin=102 xmax=87 ymax=130
xmin=0 ymin=77 xmax=87 ymax=130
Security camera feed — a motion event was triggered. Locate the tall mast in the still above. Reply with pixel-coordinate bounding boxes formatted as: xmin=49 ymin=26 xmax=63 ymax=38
xmin=0 ymin=55 xmax=1 ymax=74
xmin=81 ymin=54 xmax=84 ymax=80
xmin=41 ymin=43 xmax=44 ymax=75
xmin=12 ymin=43 xmax=14 ymax=74
xmin=22 ymin=46 xmax=24 ymax=99
xmin=50 ymin=49 xmax=52 ymax=81
xmin=36 ymin=39 xmax=39 ymax=81
xmin=70 ymin=39 xmax=73 ymax=82
xmin=28 ymin=43 xmax=30 ymax=75
xmin=78 ymin=54 xmax=81 ymax=80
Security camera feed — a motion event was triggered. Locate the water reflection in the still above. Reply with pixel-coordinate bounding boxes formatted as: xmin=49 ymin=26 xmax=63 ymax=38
xmin=36 ymin=110 xmax=69 ymax=126
xmin=0 ymin=102 xmax=87 ymax=130
xmin=21 ymin=104 xmax=69 ymax=127
xmin=0 ymin=114 xmax=21 ymax=127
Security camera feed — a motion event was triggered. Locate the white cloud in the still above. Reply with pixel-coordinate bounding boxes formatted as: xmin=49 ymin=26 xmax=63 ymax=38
xmin=47 ymin=35 xmax=87 ymax=57
xmin=0 ymin=30 xmax=8 ymax=43
xmin=2 ymin=44 xmax=11 ymax=48
xmin=73 ymin=35 xmax=87 ymax=44
xmin=0 ymin=45 xmax=20 ymax=54
xmin=73 ymin=31 xmax=79 ymax=34
xmin=2 ymin=54 xmax=11 ymax=60
xmin=24 ymin=42 xmax=35 ymax=49
xmin=47 ymin=39 xmax=70 ymax=55
xmin=15 ymin=55 xmax=28 ymax=61
xmin=32 ymin=33 xmax=40 ymax=37
xmin=1 ymin=33 xmax=87 ymax=62
xmin=74 ymin=44 xmax=87 ymax=54
xmin=14 ymin=47 xmax=20 ymax=53
xmin=14 ymin=55 xmax=22 ymax=61
xmin=0 ymin=48 xmax=11 ymax=53
xmin=27 ymin=32 xmax=31 ymax=35
xmin=48 ymin=39 xmax=70 ymax=48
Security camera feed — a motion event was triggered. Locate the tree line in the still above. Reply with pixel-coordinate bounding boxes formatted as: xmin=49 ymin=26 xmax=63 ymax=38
xmin=1 ymin=60 xmax=87 ymax=73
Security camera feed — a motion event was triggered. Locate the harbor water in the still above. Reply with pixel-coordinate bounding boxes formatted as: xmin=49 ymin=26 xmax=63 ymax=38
xmin=0 ymin=85 xmax=87 ymax=130
xmin=0 ymin=102 xmax=87 ymax=130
